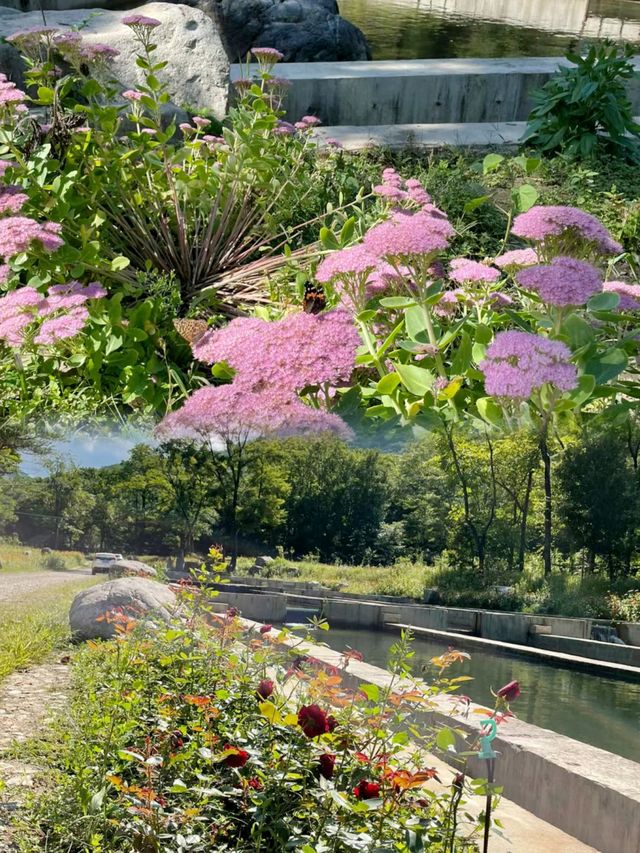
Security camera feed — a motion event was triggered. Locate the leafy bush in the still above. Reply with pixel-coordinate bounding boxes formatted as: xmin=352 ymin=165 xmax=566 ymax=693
xmin=523 ymin=43 xmax=640 ymax=159
xmin=14 ymin=584 xmax=508 ymax=851
xmin=0 ymin=22 xmax=339 ymax=420
xmin=608 ymin=590 xmax=640 ymax=622
xmin=41 ymin=553 xmax=67 ymax=572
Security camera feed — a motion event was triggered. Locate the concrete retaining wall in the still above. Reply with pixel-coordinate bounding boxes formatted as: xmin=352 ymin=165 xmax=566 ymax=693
xmin=231 ymin=57 xmax=640 ymax=127
xmin=532 ymin=634 xmax=640 ymax=668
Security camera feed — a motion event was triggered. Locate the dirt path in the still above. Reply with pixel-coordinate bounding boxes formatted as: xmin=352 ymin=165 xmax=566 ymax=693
xmin=0 ymin=569 xmax=92 ymax=604
xmin=0 ymin=662 xmax=72 ymax=850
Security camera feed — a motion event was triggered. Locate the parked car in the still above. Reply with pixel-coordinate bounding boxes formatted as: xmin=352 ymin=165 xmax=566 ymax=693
xmin=91 ymin=552 xmax=123 ymax=574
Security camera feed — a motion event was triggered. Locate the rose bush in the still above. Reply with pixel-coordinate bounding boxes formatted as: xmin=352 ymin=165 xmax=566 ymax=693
xmin=14 ymin=561 xmax=511 ymax=852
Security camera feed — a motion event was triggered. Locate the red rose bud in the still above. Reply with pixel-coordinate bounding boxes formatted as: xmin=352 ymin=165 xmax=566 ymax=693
xmin=319 ymin=753 xmax=336 ymax=779
xmin=297 ymin=704 xmax=329 ymax=738
xmin=496 ymin=680 xmax=521 ymax=702
xmin=327 ymin=714 xmax=338 ymax=732
xmin=260 ymin=624 xmax=272 ymax=634
xmin=256 ymin=679 xmax=274 ymax=700
xmin=223 ymin=745 xmax=250 ymax=768
xmin=247 ymin=777 xmax=263 ymax=790
xmin=353 ymin=780 xmax=380 ymax=800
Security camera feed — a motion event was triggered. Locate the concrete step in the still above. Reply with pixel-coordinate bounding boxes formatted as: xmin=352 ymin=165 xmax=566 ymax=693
xmin=312 ymin=121 xmax=526 ymax=150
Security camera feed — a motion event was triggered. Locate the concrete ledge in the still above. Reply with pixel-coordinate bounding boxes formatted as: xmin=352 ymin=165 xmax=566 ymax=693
xmin=532 ymin=633 xmax=640 ymax=668
xmin=312 ymin=121 xmax=525 ymax=149
xmin=231 ymin=57 xmax=640 ymax=126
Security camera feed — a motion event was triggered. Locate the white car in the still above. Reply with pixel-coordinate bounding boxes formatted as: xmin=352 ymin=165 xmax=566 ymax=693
xmin=91 ymin=552 xmax=123 ymax=574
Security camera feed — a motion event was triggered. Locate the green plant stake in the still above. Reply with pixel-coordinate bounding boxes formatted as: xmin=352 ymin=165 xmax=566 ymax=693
xmin=477 ymin=718 xmax=498 ymax=853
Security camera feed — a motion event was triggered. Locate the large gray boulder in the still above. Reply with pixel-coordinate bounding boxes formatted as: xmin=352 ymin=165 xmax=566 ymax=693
xmin=0 ymin=3 xmax=229 ymax=116
xmin=108 ymin=558 xmax=158 ymax=579
xmin=69 ymin=577 xmax=177 ymax=641
xmin=213 ymin=0 xmax=370 ymax=62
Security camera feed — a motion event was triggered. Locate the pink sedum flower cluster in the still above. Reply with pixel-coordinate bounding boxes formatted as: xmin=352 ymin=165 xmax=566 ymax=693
xmin=160 ymin=309 xmax=360 ymax=441
xmin=0 ymin=73 xmax=26 ymax=110
xmin=0 ymin=217 xmax=63 ymax=260
xmin=516 ymin=256 xmax=602 ymax=307
xmin=480 ymin=330 xmax=577 ymax=400
xmin=512 ymin=206 xmax=622 ymax=255
xmin=448 ymin=258 xmax=500 ymax=284
xmin=0 ymin=280 xmax=105 ymax=347
xmin=493 ymin=248 xmax=539 ymax=270
xmin=363 ymin=209 xmax=454 ymax=259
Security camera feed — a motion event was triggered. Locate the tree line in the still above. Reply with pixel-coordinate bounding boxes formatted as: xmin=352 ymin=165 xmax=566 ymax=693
xmin=1 ymin=420 xmax=639 ymax=584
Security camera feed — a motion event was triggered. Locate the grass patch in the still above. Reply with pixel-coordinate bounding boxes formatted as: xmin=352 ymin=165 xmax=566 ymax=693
xmin=0 ymin=543 xmax=87 ymax=574
xmin=0 ymin=578 xmax=98 ymax=681
xmin=235 ymin=555 xmax=427 ymax=599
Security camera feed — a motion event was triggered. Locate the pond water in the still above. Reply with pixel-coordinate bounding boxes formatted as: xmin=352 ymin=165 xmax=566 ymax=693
xmin=339 ymin=0 xmax=640 ymax=59
xmin=301 ymin=626 xmax=640 ymax=763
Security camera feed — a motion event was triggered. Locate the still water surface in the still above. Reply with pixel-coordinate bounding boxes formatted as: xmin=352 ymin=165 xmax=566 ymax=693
xmin=339 ymin=0 xmax=640 ymax=59
xmin=308 ymin=626 xmax=640 ymax=762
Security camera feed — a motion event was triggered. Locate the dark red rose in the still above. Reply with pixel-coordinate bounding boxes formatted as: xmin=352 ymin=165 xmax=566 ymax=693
xmin=453 ymin=772 xmax=465 ymax=789
xmin=496 ymin=680 xmax=520 ymax=702
xmin=327 ymin=714 xmax=338 ymax=732
xmin=223 ymin=745 xmax=250 ymax=768
xmin=260 ymin=624 xmax=272 ymax=634
xmin=298 ymin=704 xmax=329 ymax=738
xmin=256 ymin=679 xmax=274 ymax=700
xmin=318 ymin=753 xmax=336 ymax=779
xmin=353 ymin=780 xmax=380 ymax=800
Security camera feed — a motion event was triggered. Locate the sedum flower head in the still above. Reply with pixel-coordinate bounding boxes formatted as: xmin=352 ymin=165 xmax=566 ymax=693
xmin=363 ymin=209 xmax=454 ymax=259
xmin=512 ymin=206 xmax=622 ymax=255
xmin=0 ymin=217 xmax=63 ymax=260
xmin=480 ymin=330 xmax=577 ymax=400
xmin=449 ymin=258 xmax=500 ymax=284
xmin=516 ymin=256 xmax=602 ymax=307
xmin=121 ymin=14 xmax=162 ymax=27
xmin=493 ymin=248 xmax=539 ymax=269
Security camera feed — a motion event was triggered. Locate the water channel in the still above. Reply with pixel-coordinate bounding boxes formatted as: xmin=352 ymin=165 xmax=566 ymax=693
xmin=291 ymin=624 xmax=640 ymax=763
xmin=339 ymin=0 xmax=640 ymax=59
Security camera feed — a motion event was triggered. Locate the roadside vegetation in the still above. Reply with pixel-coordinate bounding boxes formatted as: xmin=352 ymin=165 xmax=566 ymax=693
xmin=0 ymin=576 xmax=97 ymax=681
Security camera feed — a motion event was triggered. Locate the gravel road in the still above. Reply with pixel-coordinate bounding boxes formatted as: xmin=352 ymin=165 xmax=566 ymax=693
xmin=0 ymin=570 xmax=93 ymax=604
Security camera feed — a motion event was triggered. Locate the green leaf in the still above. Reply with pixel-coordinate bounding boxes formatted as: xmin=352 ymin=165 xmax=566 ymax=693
xmin=588 ymin=291 xmax=620 ymax=312
xmin=319 ymin=228 xmax=339 ymax=250
xmin=463 ymin=195 xmax=490 ymax=214
xmin=404 ymin=305 xmax=428 ymax=341
xmin=379 ymin=296 xmax=416 ymax=309
xmin=339 ymin=217 xmax=356 ymax=245
xmin=110 ymin=256 xmax=130 ymax=272
xmin=376 ymin=373 xmax=401 ymax=395
xmin=395 ymin=364 xmax=435 ymax=396
xmin=476 ymin=397 xmax=505 ymax=427
xmin=436 ymin=728 xmax=456 ymax=751
xmin=360 ymin=683 xmax=379 ymax=701
xmin=562 ymin=314 xmax=595 ymax=349
xmin=512 ymin=184 xmax=539 ymax=213
xmin=482 ymin=153 xmax=504 ymax=174
xmin=584 ymin=348 xmax=628 ymax=384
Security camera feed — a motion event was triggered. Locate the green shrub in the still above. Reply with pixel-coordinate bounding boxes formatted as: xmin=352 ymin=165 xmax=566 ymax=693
xmin=523 ymin=43 xmax=640 ymax=159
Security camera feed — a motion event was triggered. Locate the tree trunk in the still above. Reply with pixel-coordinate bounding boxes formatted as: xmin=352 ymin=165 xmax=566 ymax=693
xmin=539 ymin=434 xmax=552 ymax=576
xmin=518 ymin=468 xmax=534 ymax=574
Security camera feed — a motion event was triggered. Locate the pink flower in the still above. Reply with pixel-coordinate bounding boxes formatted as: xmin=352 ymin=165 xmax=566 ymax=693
xmin=493 ymin=248 xmax=539 ymax=269
xmin=363 ymin=209 xmax=454 ymax=259
xmin=156 ymin=384 xmax=352 ymax=443
xmin=373 ymin=184 xmax=408 ymax=201
xmin=449 ymin=258 xmax=500 ymax=284
xmin=0 ymin=186 xmax=28 ymax=216
xmin=122 ymin=89 xmax=143 ymax=101
xmin=251 ymin=47 xmax=284 ymax=63
xmin=80 ymin=43 xmax=119 ymax=62
xmin=121 ymin=14 xmax=161 ymax=27
xmin=512 ymin=206 xmax=622 ymax=255
xmin=434 ymin=288 xmax=468 ymax=317
xmin=480 ymin=331 xmax=577 ymax=400
xmin=34 ymin=305 xmax=89 ymax=343
xmin=192 ymin=116 xmax=210 ymax=128
xmin=301 ymin=115 xmax=321 ymax=126
xmin=603 ymin=281 xmax=640 ymax=311
xmin=516 ymin=256 xmax=602 ymax=307
xmin=0 ymin=217 xmax=63 ymax=260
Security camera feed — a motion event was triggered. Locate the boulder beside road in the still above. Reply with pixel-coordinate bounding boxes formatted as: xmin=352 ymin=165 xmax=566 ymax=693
xmin=69 ymin=577 xmax=177 ymax=641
